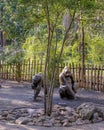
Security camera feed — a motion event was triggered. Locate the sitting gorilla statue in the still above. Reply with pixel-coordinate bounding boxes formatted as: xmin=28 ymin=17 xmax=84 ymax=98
xmin=59 ymin=66 xmax=77 ymax=99
xmin=31 ymin=72 xmax=44 ymax=100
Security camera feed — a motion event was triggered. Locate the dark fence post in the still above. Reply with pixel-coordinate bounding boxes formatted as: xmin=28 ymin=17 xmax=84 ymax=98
xmin=16 ymin=63 xmax=21 ymax=82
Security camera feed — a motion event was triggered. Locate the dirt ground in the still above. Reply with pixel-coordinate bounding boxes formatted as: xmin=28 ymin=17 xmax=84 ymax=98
xmin=0 ymin=80 xmax=104 ymax=130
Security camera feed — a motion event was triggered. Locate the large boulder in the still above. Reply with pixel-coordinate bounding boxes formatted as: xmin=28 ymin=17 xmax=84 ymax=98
xmin=77 ymin=102 xmax=96 ymax=120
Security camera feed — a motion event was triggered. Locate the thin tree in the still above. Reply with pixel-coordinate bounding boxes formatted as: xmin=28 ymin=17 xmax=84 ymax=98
xmin=43 ymin=0 xmax=77 ymax=115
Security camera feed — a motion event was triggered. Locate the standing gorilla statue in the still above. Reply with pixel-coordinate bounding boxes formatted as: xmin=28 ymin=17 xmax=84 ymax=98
xmin=31 ymin=72 xmax=44 ymax=101
xmin=59 ymin=66 xmax=77 ymax=99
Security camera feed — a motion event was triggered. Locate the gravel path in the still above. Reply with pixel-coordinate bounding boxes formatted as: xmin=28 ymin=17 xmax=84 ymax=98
xmin=0 ymin=80 xmax=104 ymax=111
xmin=0 ymin=121 xmax=104 ymax=130
xmin=0 ymin=80 xmax=104 ymax=130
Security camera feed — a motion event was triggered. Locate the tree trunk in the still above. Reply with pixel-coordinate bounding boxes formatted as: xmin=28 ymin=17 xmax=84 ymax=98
xmin=80 ymin=9 xmax=86 ymax=88
xmin=43 ymin=0 xmax=54 ymax=115
xmin=0 ymin=3 xmax=5 ymax=47
xmin=47 ymin=10 xmax=76 ymax=116
xmin=0 ymin=31 xmax=4 ymax=47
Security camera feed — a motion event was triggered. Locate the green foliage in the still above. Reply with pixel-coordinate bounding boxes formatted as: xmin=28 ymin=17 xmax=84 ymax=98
xmin=22 ymin=36 xmax=46 ymax=60
xmin=0 ymin=44 xmax=25 ymax=63
xmin=87 ymin=36 xmax=104 ymax=64
xmin=0 ymin=0 xmax=104 ymax=65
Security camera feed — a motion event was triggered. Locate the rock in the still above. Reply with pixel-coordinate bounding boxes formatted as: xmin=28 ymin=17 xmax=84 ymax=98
xmin=15 ymin=117 xmax=32 ymax=125
xmin=0 ymin=115 xmax=2 ymax=119
xmin=20 ymin=109 xmax=27 ymax=113
xmin=61 ymin=119 xmax=69 ymax=123
xmin=33 ymin=118 xmax=38 ymax=123
xmin=43 ymin=122 xmax=53 ymax=127
xmin=50 ymin=118 xmax=55 ymax=124
xmin=83 ymin=119 xmax=90 ymax=124
xmin=0 ymin=115 xmax=6 ymax=120
xmin=93 ymin=112 xmax=99 ymax=120
xmin=59 ymin=107 xmax=66 ymax=111
xmin=77 ymin=103 xmax=96 ymax=120
xmin=96 ymin=106 xmax=104 ymax=119
xmin=75 ymin=118 xmax=83 ymax=125
xmin=27 ymin=122 xmax=35 ymax=126
xmin=64 ymin=115 xmax=71 ymax=119
xmin=57 ymin=116 xmax=65 ymax=121
xmin=37 ymin=116 xmax=46 ymax=122
xmin=65 ymin=107 xmax=74 ymax=112
xmin=54 ymin=123 xmax=62 ymax=127
xmin=54 ymin=104 xmax=61 ymax=109
xmin=27 ymin=109 xmax=35 ymax=117
xmin=63 ymin=121 xmax=69 ymax=127
xmin=68 ymin=116 xmax=76 ymax=122
xmin=0 ymin=102 xmax=103 ymax=127
xmin=51 ymin=111 xmax=60 ymax=117
xmin=54 ymin=119 xmax=61 ymax=123
xmin=60 ymin=110 xmax=67 ymax=115
xmin=92 ymin=112 xmax=103 ymax=123
xmin=15 ymin=114 xmax=21 ymax=119
xmin=7 ymin=114 xmax=16 ymax=121
xmin=35 ymin=122 xmax=43 ymax=126
xmin=2 ymin=111 xmax=8 ymax=117
xmin=72 ymin=111 xmax=79 ymax=118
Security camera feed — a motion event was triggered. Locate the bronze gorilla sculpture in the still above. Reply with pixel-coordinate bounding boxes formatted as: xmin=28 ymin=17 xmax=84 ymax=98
xmin=59 ymin=66 xmax=77 ymax=99
xmin=31 ymin=72 xmax=44 ymax=100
